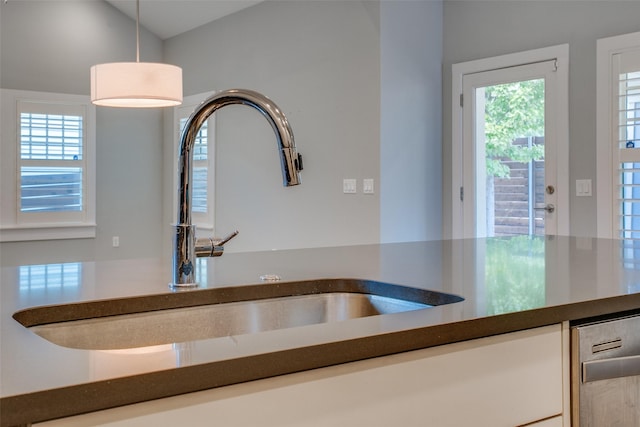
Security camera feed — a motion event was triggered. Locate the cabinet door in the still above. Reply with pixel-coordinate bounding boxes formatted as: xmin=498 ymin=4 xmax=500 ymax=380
xmin=38 ymin=325 xmax=564 ymax=427
xmin=528 ymin=416 xmax=564 ymax=427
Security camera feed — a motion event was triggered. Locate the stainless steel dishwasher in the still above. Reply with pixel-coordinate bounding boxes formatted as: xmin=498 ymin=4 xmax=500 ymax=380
xmin=571 ymin=313 xmax=640 ymax=426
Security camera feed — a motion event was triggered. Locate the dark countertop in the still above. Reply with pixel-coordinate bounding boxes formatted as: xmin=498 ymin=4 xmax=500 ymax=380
xmin=2 ymin=237 xmax=640 ymax=426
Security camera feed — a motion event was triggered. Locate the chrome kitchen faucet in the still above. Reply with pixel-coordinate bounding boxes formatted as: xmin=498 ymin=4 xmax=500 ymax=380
xmin=172 ymin=89 xmax=302 ymax=287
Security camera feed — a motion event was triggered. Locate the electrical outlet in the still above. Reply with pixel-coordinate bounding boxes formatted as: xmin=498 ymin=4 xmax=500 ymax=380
xmin=112 ymin=236 xmax=120 ymax=247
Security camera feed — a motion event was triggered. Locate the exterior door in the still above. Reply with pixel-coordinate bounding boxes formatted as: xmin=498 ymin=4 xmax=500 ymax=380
xmin=451 ymin=46 xmax=569 ymax=239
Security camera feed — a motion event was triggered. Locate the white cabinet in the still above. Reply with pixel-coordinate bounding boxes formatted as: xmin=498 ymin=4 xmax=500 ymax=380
xmin=39 ymin=324 xmax=567 ymax=427
xmin=528 ymin=416 xmax=564 ymax=426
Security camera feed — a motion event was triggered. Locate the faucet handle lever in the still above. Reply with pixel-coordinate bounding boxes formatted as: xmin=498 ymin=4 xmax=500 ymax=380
xmin=195 ymin=230 xmax=239 ymax=258
xmin=214 ymin=230 xmax=239 ymax=246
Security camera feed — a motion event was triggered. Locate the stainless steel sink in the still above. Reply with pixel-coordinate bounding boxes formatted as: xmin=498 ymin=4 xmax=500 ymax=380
xmin=13 ymin=278 xmax=463 ymax=350
xmin=25 ymin=294 xmax=427 ymax=350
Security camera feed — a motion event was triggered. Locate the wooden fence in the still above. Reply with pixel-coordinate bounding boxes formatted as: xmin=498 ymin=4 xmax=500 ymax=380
xmin=492 ymin=136 xmax=545 ymax=236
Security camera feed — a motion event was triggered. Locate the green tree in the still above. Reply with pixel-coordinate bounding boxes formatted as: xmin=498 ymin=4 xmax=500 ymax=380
xmin=484 ymin=79 xmax=545 ymax=177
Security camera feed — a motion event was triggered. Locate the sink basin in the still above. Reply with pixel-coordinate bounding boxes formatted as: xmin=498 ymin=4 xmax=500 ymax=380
xmin=13 ymin=278 xmax=463 ymax=350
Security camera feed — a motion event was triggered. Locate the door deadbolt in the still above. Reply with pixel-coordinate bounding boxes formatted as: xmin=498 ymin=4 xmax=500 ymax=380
xmin=546 ymin=185 xmax=555 ymax=195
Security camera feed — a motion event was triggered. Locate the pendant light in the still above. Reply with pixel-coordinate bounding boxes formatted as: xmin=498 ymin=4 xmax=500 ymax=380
xmin=90 ymin=0 xmax=182 ymax=108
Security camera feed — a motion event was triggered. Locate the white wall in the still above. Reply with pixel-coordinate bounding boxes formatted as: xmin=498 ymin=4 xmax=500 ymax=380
xmin=380 ymin=0 xmax=443 ymax=243
xmin=164 ymin=1 xmax=383 ymax=253
xmin=0 ymin=0 xmax=165 ymax=265
xmin=164 ymin=0 xmax=444 ymax=253
xmin=1 ymin=0 xmax=444 ymax=266
xmin=442 ymin=0 xmax=640 ymax=237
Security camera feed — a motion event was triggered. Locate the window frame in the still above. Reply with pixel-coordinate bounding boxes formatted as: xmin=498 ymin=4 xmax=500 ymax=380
xmin=596 ymin=31 xmax=640 ymax=238
xmin=1 ymin=89 xmax=96 ymax=242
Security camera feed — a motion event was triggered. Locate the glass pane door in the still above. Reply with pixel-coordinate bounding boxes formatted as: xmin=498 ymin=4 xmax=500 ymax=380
xmin=455 ymin=48 xmax=568 ymax=239
xmin=476 ymin=79 xmax=546 ymax=236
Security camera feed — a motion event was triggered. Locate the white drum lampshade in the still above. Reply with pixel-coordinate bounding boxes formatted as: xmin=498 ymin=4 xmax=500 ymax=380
xmin=91 ymin=62 xmax=183 ymax=108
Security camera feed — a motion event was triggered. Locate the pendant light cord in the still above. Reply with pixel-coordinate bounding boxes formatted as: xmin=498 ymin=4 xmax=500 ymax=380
xmin=135 ymin=0 xmax=140 ymax=62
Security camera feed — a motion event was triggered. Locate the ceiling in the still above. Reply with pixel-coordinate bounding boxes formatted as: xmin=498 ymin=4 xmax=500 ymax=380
xmin=105 ymin=0 xmax=264 ymax=40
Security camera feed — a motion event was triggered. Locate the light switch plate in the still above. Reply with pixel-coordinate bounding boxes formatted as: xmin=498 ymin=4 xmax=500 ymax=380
xmin=363 ymin=178 xmax=374 ymax=194
xmin=343 ymin=179 xmax=357 ymax=194
xmin=576 ymin=179 xmax=592 ymax=197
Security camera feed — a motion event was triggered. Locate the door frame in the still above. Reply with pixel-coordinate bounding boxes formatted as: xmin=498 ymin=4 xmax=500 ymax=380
xmin=451 ymin=45 xmax=570 ymax=239
xmin=463 ymin=60 xmax=557 ymax=238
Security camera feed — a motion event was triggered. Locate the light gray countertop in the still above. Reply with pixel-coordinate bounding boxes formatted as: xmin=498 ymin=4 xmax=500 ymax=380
xmin=2 ymin=237 xmax=640 ymax=425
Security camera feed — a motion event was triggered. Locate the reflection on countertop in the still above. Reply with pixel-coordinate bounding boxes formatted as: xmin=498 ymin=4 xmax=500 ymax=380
xmin=2 ymin=236 xmax=640 ymax=426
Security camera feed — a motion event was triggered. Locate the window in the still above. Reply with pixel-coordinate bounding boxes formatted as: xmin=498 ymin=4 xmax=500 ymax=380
xmin=1 ymin=90 xmax=96 ymax=242
xmin=596 ymin=32 xmax=640 ymax=268
xmin=173 ymin=92 xmax=215 ymax=232
xmin=618 ymin=68 xmax=640 ymax=241
xmin=179 ymin=117 xmax=209 ymax=214
xmin=597 ymin=32 xmax=640 ymax=238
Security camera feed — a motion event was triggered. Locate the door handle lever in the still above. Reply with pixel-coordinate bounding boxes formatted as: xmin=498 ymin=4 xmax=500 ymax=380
xmin=533 ymin=204 xmax=555 ymax=213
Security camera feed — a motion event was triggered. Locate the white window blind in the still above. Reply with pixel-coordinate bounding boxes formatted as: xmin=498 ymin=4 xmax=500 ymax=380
xmin=20 ymin=112 xmax=84 ymax=213
xmin=179 ymin=118 xmax=209 ymax=214
xmin=615 ymin=52 xmax=640 ymax=244
xmin=174 ymin=92 xmax=215 ymax=232
xmin=17 ymin=101 xmax=88 ymax=222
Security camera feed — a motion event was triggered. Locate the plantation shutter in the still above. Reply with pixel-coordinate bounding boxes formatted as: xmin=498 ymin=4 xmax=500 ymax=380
xmin=179 ymin=118 xmax=209 ymax=214
xmin=1 ymin=89 xmax=96 ymax=242
xmin=18 ymin=101 xmax=86 ymax=216
xmin=615 ymin=51 xmax=640 ymax=244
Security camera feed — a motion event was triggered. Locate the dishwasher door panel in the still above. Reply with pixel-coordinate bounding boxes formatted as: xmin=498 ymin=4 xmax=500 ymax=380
xmin=572 ymin=314 xmax=640 ymax=427
xmin=579 ymin=376 xmax=640 ymax=427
